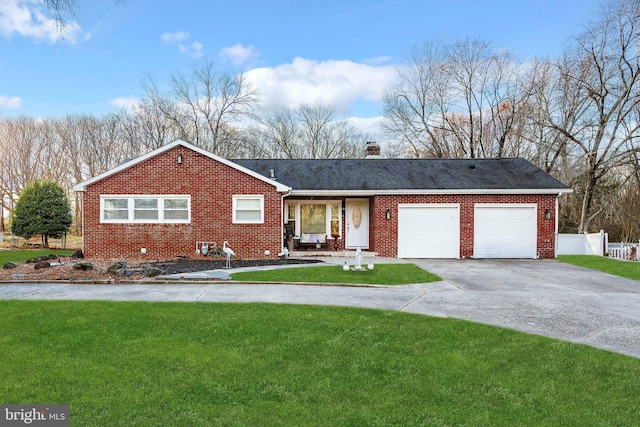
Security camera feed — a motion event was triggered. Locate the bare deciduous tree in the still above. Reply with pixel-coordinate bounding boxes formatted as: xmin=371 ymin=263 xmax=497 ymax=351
xmin=383 ymin=39 xmax=531 ymax=159
xmin=538 ymin=0 xmax=640 ymax=233
xmin=382 ymin=42 xmax=451 ymax=158
xmin=250 ymin=103 xmax=369 ymax=159
xmin=0 ymin=117 xmax=52 ymax=230
xmin=142 ymin=61 xmax=260 ymax=158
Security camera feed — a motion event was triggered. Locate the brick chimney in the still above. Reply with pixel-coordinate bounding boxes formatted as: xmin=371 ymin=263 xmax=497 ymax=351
xmin=364 ymin=141 xmax=381 ymax=158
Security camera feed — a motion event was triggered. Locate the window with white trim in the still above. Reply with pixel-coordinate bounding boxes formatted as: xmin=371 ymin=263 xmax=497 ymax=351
xmin=233 ymin=195 xmax=264 ymax=223
xmin=284 ymin=200 xmax=342 ymax=237
xmin=103 ymin=198 xmax=128 ymax=220
xmin=100 ymin=196 xmax=191 ymax=223
xmin=134 ymin=198 xmax=158 ymax=220
xmin=163 ymin=198 xmax=189 ymax=220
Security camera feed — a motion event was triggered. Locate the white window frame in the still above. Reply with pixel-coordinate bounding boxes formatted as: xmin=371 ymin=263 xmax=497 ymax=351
xmin=232 ymin=195 xmax=264 ymax=224
xmin=100 ymin=195 xmax=191 ymax=224
xmin=285 ymin=200 xmax=342 ymax=237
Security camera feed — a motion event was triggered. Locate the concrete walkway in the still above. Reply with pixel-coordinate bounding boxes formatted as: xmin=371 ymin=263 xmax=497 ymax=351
xmin=0 ymin=257 xmax=638 ymax=359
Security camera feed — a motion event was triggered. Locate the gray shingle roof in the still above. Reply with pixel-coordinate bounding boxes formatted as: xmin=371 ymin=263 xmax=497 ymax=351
xmin=232 ymin=158 xmax=569 ymax=192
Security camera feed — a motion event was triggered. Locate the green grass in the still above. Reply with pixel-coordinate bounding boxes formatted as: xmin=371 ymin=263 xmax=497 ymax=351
xmin=558 ymin=255 xmax=640 ymax=281
xmin=0 ymin=301 xmax=638 ymax=426
xmin=0 ymin=249 xmax=73 ymax=264
xmin=231 ymin=263 xmax=441 ymax=285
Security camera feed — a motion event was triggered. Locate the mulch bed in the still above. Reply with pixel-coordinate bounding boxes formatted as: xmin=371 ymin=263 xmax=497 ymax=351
xmin=146 ymin=258 xmax=321 ymax=275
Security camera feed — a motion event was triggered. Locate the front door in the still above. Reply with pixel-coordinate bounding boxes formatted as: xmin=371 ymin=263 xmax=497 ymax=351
xmin=346 ymin=199 xmax=369 ymax=249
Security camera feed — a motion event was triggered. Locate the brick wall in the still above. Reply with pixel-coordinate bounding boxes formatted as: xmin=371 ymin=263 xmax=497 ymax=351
xmin=82 ymin=146 xmax=283 ymax=259
xmin=371 ymin=194 xmax=558 ymax=258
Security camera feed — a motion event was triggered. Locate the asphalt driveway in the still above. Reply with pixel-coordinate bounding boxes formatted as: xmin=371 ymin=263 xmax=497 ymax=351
xmin=0 ymin=258 xmax=638 ymax=358
xmin=406 ymin=259 xmax=640 ymax=358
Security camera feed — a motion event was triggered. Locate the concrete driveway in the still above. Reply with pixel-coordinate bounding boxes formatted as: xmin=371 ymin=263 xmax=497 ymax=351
xmin=0 ymin=258 xmax=638 ymax=358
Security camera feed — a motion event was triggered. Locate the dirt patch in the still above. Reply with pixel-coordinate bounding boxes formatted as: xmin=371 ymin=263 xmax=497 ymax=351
xmin=0 ymin=257 xmax=320 ymax=282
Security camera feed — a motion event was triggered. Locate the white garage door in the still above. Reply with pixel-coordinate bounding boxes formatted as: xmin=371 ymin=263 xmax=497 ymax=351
xmin=398 ymin=204 xmax=459 ymax=258
xmin=474 ymin=205 xmax=537 ymax=258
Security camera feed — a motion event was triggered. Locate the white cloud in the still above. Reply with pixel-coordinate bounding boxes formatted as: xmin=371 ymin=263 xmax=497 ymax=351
xmin=220 ymin=43 xmax=258 ymax=66
xmin=0 ymin=0 xmax=85 ymax=43
xmin=161 ymin=31 xmax=203 ymax=58
xmin=178 ymin=41 xmax=202 ymax=58
xmin=346 ymin=116 xmax=385 ymax=138
xmin=0 ymin=95 xmax=21 ymax=108
xmin=160 ymin=31 xmax=189 ymax=43
xmin=109 ymin=97 xmax=139 ymax=112
xmin=363 ymin=56 xmax=393 ymax=65
xmin=245 ymin=57 xmax=398 ymax=116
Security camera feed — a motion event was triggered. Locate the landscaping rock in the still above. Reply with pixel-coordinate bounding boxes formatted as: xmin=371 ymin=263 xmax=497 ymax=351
xmin=71 ymin=250 xmax=84 ymax=259
xmin=34 ymin=261 xmax=51 ymax=269
xmin=26 ymin=254 xmax=59 ymax=264
xmin=2 ymin=261 xmax=20 ymax=269
xmin=144 ymin=266 xmax=165 ymax=277
xmin=106 ymin=260 xmax=127 ymax=276
xmin=72 ymin=262 xmax=94 ymax=271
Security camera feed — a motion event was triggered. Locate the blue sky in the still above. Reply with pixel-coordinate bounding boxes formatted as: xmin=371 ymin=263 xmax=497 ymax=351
xmin=0 ymin=0 xmax=604 ymax=135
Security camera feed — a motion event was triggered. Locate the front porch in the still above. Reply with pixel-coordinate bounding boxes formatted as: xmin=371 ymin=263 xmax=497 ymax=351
xmin=284 ymin=197 xmax=372 ymax=255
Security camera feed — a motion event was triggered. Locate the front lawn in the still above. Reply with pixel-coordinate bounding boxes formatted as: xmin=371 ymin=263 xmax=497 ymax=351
xmin=0 ymin=249 xmax=73 ymax=264
xmin=230 ymin=263 xmax=441 ymax=285
xmin=0 ymin=301 xmax=637 ymax=426
xmin=557 ymin=255 xmax=640 ymax=281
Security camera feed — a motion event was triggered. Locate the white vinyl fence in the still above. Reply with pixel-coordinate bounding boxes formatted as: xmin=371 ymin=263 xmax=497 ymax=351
xmin=557 ymin=230 xmax=639 ymax=261
xmin=607 ymin=242 xmax=640 ymax=261
xmin=557 ymin=230 xmax=607 ymax=256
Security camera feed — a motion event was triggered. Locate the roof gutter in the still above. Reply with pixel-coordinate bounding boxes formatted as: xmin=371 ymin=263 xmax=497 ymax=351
xmin=288 ymin=188 xmax=573 ymax=197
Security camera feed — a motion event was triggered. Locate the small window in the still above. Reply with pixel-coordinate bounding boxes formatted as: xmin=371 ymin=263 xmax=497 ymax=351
xmin=163 ymin=198 xmax=189 ymax=220
xmin=233 ymin=195 xmax=264 ymax=223
xmin=134 ymin=198 xmax=158 ymax=220
xmin=103 ymin=198 xmax=128 ymax=220
xmin=330 ymin=203 xmax=340 ymax=235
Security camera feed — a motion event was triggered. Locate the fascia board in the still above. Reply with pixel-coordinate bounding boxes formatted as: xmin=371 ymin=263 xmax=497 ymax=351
xmin=72 ymin=140 xmax=291 ymax=193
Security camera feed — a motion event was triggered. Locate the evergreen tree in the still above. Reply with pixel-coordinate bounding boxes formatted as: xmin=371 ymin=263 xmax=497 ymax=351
xmin=11 ymin=181 xmax=72 ymax=248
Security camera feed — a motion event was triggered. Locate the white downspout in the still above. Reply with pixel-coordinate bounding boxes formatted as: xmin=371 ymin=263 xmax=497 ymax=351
xmin=281 ymin=189 xmax=292 ymax=254
xmin=554 ymin=195 xmax=560 ymax=258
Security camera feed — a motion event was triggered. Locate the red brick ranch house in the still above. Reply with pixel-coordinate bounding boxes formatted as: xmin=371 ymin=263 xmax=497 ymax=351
xmin=72 ymin=140 xmax=571 ymax=259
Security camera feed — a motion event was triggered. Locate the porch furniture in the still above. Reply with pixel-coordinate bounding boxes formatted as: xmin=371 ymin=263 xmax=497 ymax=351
xmin=297 ymin=233 xmax=327 ymax=250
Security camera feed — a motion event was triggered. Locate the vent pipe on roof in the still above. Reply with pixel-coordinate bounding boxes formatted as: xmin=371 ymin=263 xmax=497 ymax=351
xmin=270 ymin=169 xmax=275 ymax=180
xmin=364 ymin=141 xmax=381 ymax=159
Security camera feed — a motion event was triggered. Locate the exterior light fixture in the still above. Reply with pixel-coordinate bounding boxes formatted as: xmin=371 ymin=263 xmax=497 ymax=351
xmin=177 ymin=154 xmax=183 ymax=165
xmin=544 ymin=209 xmax=552 ymax=220
xmin=385 ymin=209 xmax=391 ymax=220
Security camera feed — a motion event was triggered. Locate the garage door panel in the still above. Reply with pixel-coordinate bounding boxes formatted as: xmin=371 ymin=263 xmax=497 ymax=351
xmin=398 ymin=205 xmax=459 ymax=258
xmin=474 ymin=206 xmax=537 ymax=258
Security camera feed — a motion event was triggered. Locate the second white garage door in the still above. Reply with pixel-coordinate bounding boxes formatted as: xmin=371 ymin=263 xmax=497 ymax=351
xmin=398 ymin=204 xmax=459 ymax=258
xmin=474 ymin=204 xmax=537 ymax=258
